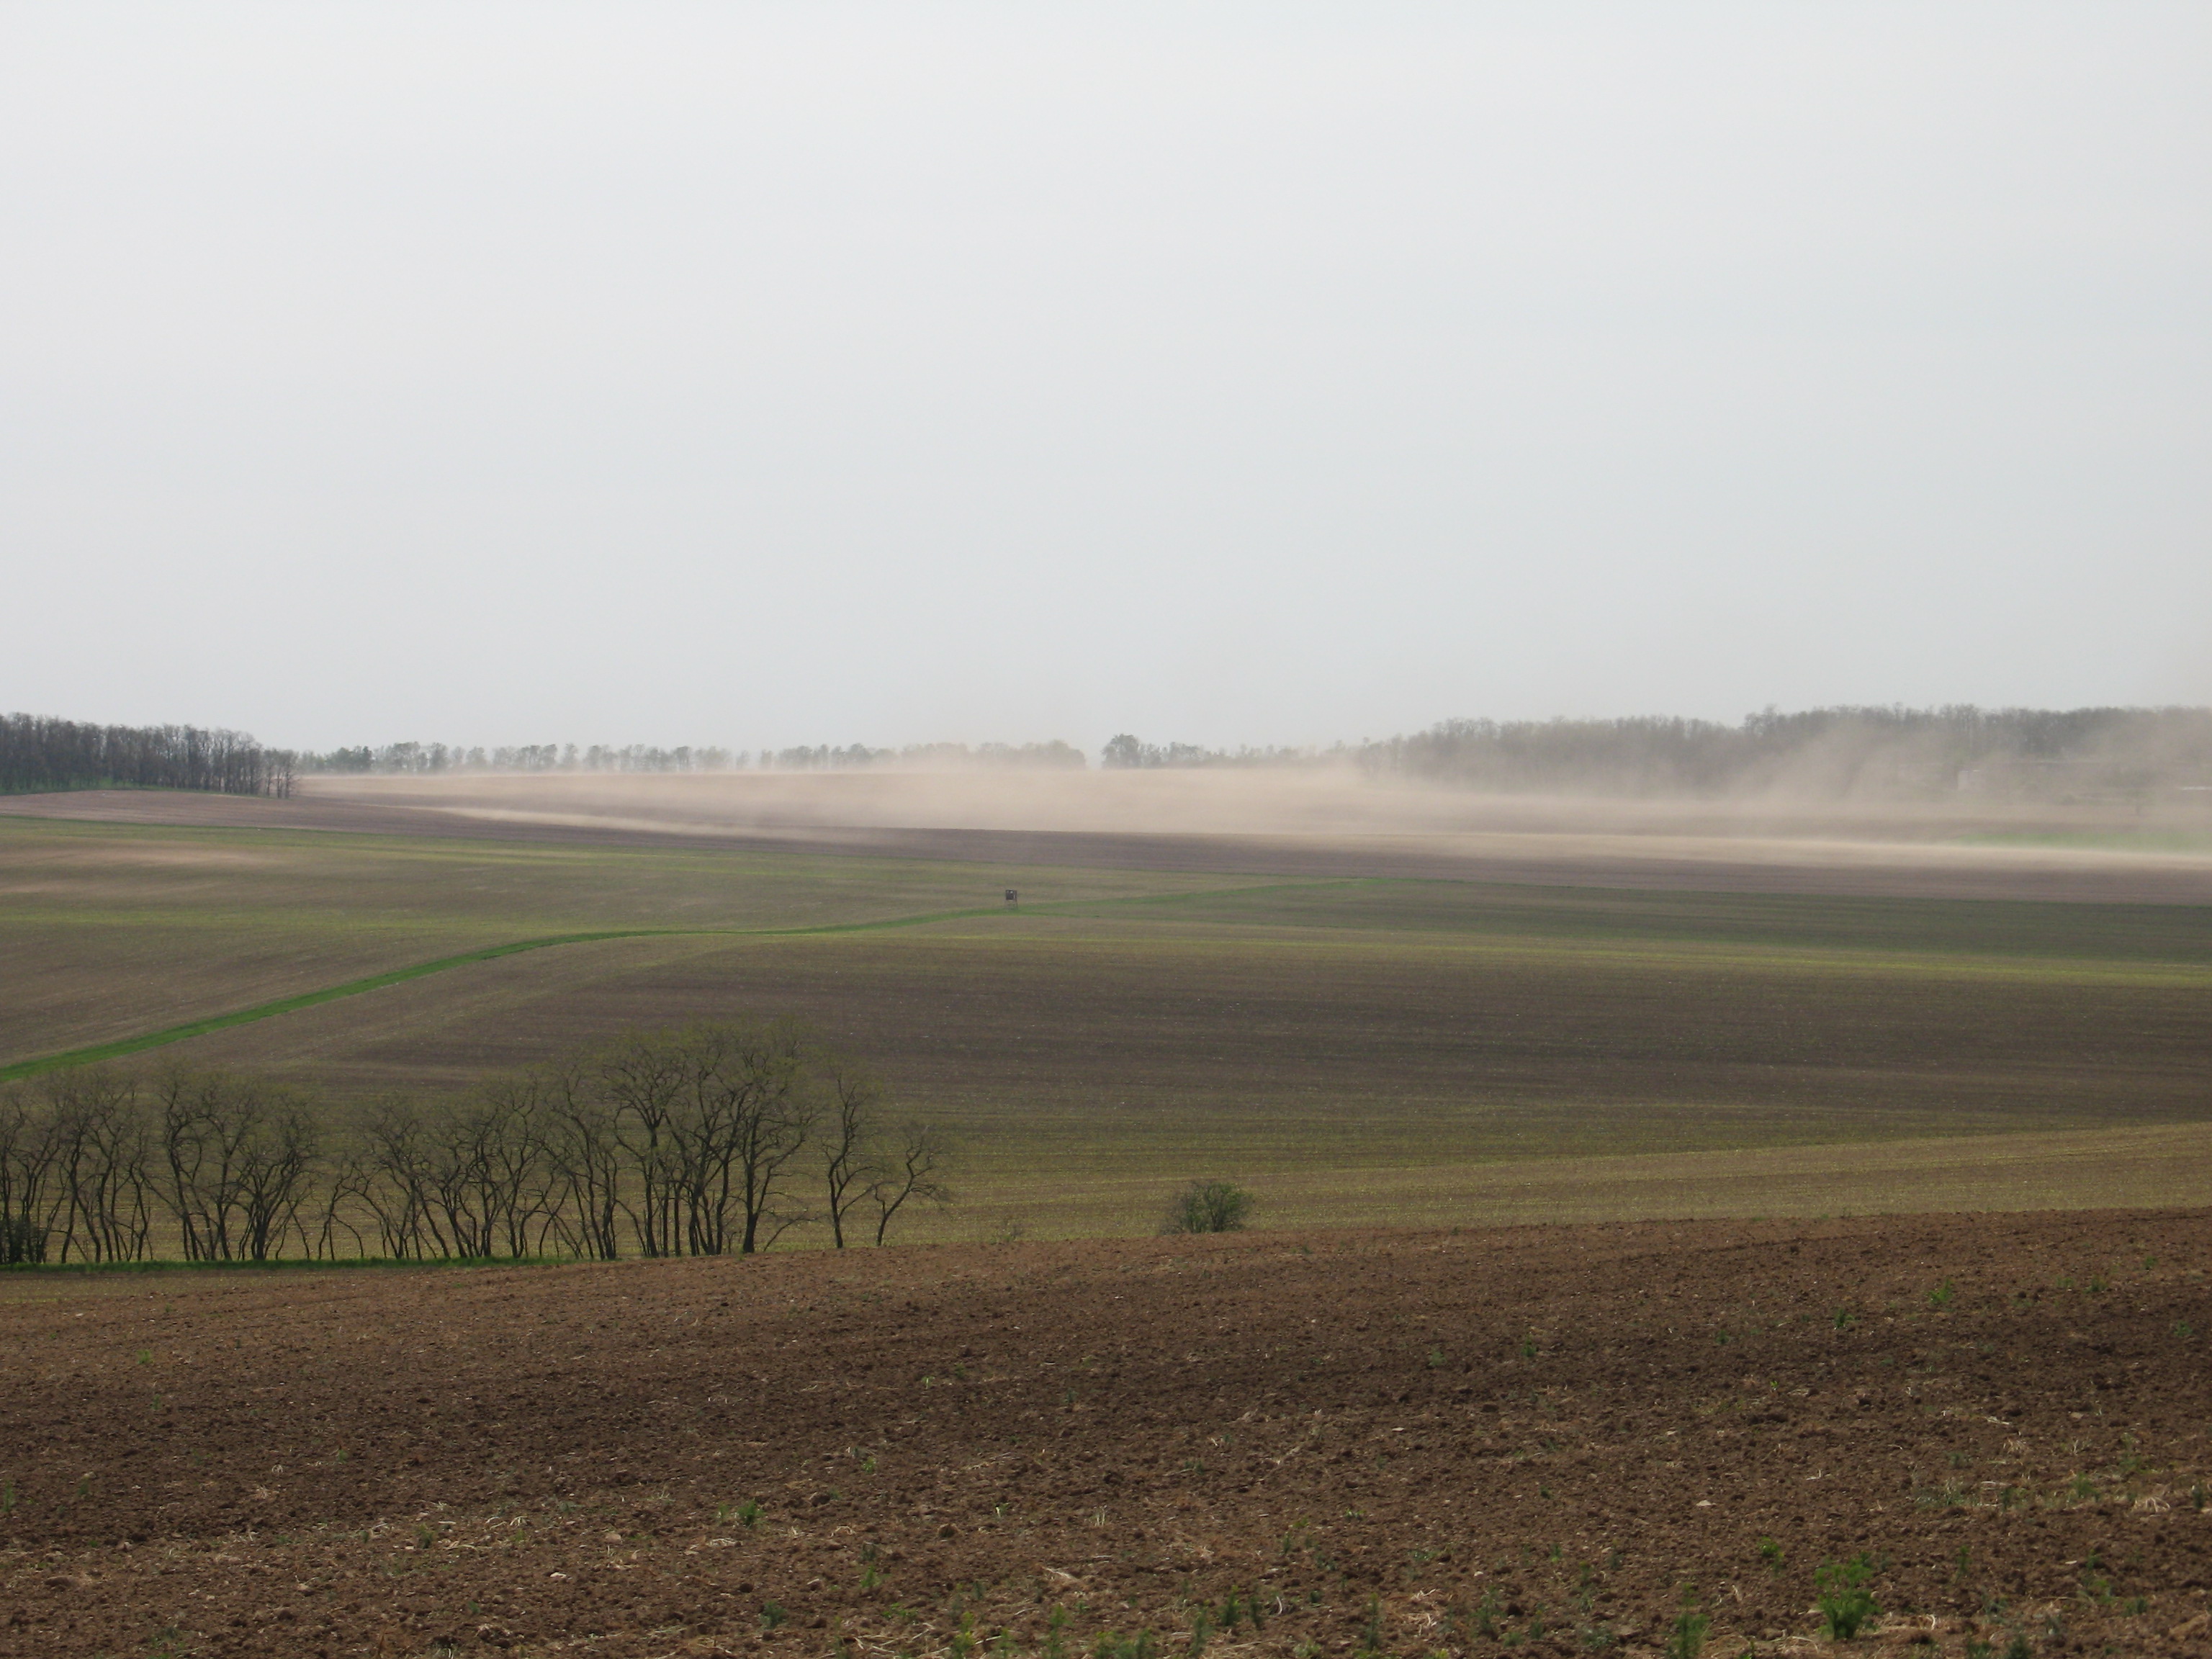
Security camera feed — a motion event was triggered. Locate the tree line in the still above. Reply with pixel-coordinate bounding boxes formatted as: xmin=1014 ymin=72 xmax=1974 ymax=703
xmin=0 ymin=1021 xmax=948 ymax=1266
xmin=1100 ymin=735 xmax=1310 ymax=769
xmin=302 ymin=739 xmax=1090 ymax=774
xmin=0 ymin=713 xmax=297 ymax=798
xmin=310 ymin=742 xmax=745 ymax=775
xmin=19 ymin=703 xmax=2204 ymax=803
xmin=1361 ymin=706 xmax=2212 ymax=798
xmin=1101 ymin=706 xmax=2212 ymax=799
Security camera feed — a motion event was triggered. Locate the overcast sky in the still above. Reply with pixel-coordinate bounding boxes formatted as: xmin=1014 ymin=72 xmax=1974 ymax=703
xmin=4 ymin=4 xmax=2208 ymax=753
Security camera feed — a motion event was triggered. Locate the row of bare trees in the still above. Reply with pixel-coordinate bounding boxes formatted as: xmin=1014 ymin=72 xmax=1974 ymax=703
xmin=0 ymin=1021 xmax=950 ymax=1265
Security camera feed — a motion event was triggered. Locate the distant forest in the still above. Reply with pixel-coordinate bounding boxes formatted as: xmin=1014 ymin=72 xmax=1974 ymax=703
xmin=9 ymin=706 xmax=2210 ymax=801
xmin=1144 ymin=706 xmax=2212 ymax=800
xmin=1354 ymin=705 xmax=2212 ymax=799
xmin=0 ymin=714 xmax=295 ymax=798
xmin=303 ymin=706 xmax=2212 ymax=799
xmin=301 ymin=738 xmax=1088 ymax=775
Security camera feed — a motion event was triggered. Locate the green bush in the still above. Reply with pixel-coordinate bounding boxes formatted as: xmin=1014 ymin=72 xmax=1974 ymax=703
xmin=1158 ymin=1179 xmax=1254 ymax=1236
xmin=0 ymin=1216 xmax=46 ymax=1265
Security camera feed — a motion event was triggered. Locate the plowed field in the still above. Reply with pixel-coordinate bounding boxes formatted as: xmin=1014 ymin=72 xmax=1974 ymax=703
xmin=5 ymin=1210 xmax=2211 ymax=1658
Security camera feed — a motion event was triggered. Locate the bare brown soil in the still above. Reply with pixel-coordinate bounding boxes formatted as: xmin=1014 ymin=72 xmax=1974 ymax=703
xmin=5 ymin=1212 xmax=2211 ymax=1658
xmin=7 ymin=786 xmax=2212 ymax=905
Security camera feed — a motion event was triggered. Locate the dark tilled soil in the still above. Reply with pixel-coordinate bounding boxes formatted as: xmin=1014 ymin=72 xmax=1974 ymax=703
xmin=4 ymin=1212 xmax=2211 ymax=1657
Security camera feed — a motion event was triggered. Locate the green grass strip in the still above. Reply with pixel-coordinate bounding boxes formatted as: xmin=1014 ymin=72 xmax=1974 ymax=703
xmin=0 ymin=882 xmax=1349 ymax=1082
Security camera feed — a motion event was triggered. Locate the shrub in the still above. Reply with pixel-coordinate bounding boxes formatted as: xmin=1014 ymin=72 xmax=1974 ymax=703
xmin=1158 ymin=1179 xmax=1253 ymax=1236
xmin=0 ymin=1216 xmax=47 ymax=1266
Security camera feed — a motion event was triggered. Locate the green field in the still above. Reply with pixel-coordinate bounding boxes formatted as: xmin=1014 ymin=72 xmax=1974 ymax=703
xmin=3 ymin=811 xmax=2208 ymax=1239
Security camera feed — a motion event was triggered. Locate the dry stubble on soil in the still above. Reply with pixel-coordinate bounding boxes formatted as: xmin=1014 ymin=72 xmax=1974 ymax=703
xmin=5 ymin=1211 xmax=2212 ymax=1658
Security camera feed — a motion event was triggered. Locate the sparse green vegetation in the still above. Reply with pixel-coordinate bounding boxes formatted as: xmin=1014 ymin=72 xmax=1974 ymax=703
xmin=1159 ymin=1179 xmax=1254 ymax=1236
xmin=1665 ymin=1609 xmax=1709 ymax=1659
xmin=1815 ymin=1555 xmax=1882 ymax=1640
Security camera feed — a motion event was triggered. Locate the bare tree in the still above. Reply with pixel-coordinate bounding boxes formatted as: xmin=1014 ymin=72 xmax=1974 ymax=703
xmin=414 ymin=1080 xmax=552 ymax=1259
xmin=42 ymin=1070 xmax=153 ymax=1262
xmin=594 ymin=1033 xmax=692 ymax=1258
xmin=815 ymin=1061 xmax=953 ymax=1249
xmin=539 ymin=1061 xmax=624 ymax=1262
xmin=724 ymin=1022 xmax=819 ymax=1254
xmin=664 ymin=1021 xmax=817 ymax=1256
xmin=868 ymin=1122 xmax=955 ymax=1247
xmin=817 ymin=1061 xmax=886 ymax=1249
xmin=356 ymin=1097 xmax=440 ymax=1259
xmin=583 ymin=1022 xmax=821 ymax=1257
xmin=0 ymin=1087 xmax=58 ymax=1264
xmin=154 ymin=1071 xmax=322 ymax=1262
xmin=312 ymin=1143 xmax=375 ymax=1260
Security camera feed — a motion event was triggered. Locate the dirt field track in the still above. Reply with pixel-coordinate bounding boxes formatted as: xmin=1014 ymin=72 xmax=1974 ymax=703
xmin=5 ymin=1210 xmax=2211 ymax=1658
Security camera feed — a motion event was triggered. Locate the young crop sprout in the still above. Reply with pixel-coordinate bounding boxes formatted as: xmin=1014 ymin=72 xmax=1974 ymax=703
xmin=1665 ymin=1610 xmax=1709 ymax=1659
xmin=1815 ymin=1555 xmax=1881 ymax=1640
xmin=1359 ymin=1593 xmax=1385 ymax=1653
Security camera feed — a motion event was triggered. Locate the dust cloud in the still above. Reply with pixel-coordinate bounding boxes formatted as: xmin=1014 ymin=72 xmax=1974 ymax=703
xmin=292 ymin=763 xmax=2212 ymax=905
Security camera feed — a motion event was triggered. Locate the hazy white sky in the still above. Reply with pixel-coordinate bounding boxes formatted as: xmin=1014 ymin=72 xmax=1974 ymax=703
xmin=4 ymin=3 xmax=2208 ymax=752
